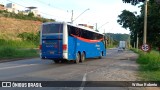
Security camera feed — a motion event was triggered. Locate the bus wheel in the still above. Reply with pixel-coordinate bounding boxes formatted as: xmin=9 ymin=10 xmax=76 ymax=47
xmin=98 ymin=52 xmax=103 ymax=59
xmin=54 ymin=60 xmax=59 ymax=63
xmin=80 ymin=52 xmax=85 ymax=63
xmin=75 ymin=53 xmax=80 ymax=64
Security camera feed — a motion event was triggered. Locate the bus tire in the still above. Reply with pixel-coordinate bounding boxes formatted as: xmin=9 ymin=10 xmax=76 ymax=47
xmin=54 ymin=60 xmax=59 ymax=63
xmin=98 ymin=52 xmax=103 ymax=59
xmin=75 ymin=52 xmax=80 ymax=64
xmin=80 ymin=52 xmax=85 ymax=63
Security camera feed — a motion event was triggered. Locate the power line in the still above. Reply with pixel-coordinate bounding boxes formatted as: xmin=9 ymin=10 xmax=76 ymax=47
xmin=35 ymin=0 xmax=72 ymax=19
xmin=35 ymin=0 xmax=65 ymax=11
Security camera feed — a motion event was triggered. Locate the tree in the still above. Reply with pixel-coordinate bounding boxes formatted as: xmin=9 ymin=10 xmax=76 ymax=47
xmin=28 ymin=12 xmax=34 ymax=17
xmin=117 ymin=10 xmax=137 ymax=30
xmin=119 ymin=0 xmax=160 ymax=47
xmin=122 ymin=0 xmax=145 ymax=5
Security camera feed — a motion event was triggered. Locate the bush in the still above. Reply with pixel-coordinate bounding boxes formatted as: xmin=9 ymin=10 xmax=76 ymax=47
xmin=17 ymin=32 xmax=40 ymax=45
xmin=0 ymin=46 xmax=38 ymax=59
xmin=0 ymin=39 xmax=37 ymax=48
xmin=28 ymin=12 xmax=34 ymax=17
xmin=132 ymin=49 xmax=160 ymax=81
xmin=137 ymin=52 xmax=150 ymax=64
xmin=136 ymin=50 xmax=160 ymax=71
xmin=0 ymin=39 xmax=39 ymax=59
xmin=147 ymin=51 xmax=160 ymax=70
xmin=0 ymin=47 xmax=16 ymax=57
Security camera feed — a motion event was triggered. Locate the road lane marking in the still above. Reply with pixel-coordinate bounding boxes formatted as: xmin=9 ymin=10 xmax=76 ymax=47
xmin=79 ymin=73 xmax=87 ymax=90
xmin=0 ymin=64 xmax=38 ymax=70
xmin=82 ymin=73 xmax=87 ymax=81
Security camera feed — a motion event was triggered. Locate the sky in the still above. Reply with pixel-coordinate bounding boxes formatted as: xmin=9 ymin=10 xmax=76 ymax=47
xmin=0 ymin=0 xmax=142 ymax=34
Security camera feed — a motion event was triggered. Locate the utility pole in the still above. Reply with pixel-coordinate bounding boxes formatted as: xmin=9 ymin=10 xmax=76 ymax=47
xmin=71 ymin=10 xmax=73 ymax=24
xmin=108 ymin=34 xmax=110 ymax=47
xmin=143 ymin=0 xmax=147 ymax=44
xmin=128 ymin=35 xmax=131 ymax=49
xmin=96 ymin=23 xmax=98 ymax=31
xmin=136 ymin=33 xmax=139 ymax=51
xmin=111 ymin=37 xmax=113 ymax=47
xmin=109 ymin=35 xmax=111 ymax=47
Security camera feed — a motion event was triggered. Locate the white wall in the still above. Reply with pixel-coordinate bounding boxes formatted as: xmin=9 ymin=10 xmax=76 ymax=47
xmin=6 ymin=3 xmax=20 ymax=14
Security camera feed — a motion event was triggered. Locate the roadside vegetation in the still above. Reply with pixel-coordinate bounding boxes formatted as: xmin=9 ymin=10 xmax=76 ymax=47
xmin=0 ymin=10 xmax=54 ymax=22
xmin=132 ymin=49 xmax=160 ymax=81
xmin=0 ymin=10 xmax=50 ymax=60
xmin=118 ymin=0 xmax=160 ymax=50
xmin=119 ymin=0 xmax=160 ymax=81
xmin=0 ymin=46 xmax=38 ymax=59
xmin=0 ymin=32 xmax=39 ymax=60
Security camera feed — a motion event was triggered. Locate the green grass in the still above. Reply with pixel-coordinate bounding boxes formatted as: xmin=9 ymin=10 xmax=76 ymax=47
xmin=131 ymin=48 xmax=160 ymax=81
xmin=107 ymin=45 xmax=116 ymax=48
xmin=0 ymin=39 xmax=37 ymax=48
xmin=0 ymin=47 xmax=39 ymax=59
xmin=0 ymin=39 xmax=39 ymax=60
xmin=139 ymin=71 xmax=160 ymax=81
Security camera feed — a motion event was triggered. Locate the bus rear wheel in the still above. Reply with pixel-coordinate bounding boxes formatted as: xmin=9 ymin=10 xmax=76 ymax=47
xmin=98 ymin=52 xmax=103 ymax=59
xmin=75 ymin=53 xmax=80 ymax=64
xmin=80 ymin=52 xmax=85 ymax=63
xmin=54 ymin=60 xmax=59 ymax=63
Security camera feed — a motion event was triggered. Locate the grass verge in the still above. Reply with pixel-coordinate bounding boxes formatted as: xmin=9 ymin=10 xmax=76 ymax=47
xmin=0 ymin=47 xmax=39 ymax=60
xmin=0 ymin=39 xmax=37 ymax=48
xmin=131 ymin=48 xmax=160 ymax=81
xmin=0 ymin=39 xmax=39 ymax=60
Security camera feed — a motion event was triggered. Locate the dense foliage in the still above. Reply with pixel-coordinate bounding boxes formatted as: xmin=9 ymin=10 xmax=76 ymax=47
xmin=118 ymin=0 xmax=160 ymax=48
xmin=122 ymin=0 xmax=145 ymax=5
xmin=17 ymin=32 xmax=40 ymax=45
xmin=105 ymin=33 xmax=129 ymax=41
xmin=105 ymin=33 xmax=129 ymax=47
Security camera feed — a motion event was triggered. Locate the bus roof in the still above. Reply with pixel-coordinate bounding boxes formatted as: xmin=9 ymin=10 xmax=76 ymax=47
xmin=42 ymin=22 xmax=104 ymax=35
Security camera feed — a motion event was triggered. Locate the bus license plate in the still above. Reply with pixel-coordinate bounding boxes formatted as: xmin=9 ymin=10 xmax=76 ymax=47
xmin=50 ymin=51 xmax=54 ymax=54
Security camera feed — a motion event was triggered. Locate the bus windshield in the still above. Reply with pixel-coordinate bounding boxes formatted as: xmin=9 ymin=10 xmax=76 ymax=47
xmin=42 ymin=24 xmax=63 ymax=34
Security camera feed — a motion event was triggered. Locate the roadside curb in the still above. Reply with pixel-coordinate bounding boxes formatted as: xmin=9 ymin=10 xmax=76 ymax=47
xmin=0 ymin=57 xmax=39 ymax=63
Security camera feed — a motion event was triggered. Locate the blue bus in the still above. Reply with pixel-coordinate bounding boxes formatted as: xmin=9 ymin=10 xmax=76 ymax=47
xmin=40 ymin=22 xmax=106 ymax=63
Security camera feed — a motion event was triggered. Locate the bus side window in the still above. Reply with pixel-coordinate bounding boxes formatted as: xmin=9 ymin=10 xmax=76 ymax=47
xmin=75 ymin=28 xmax=78 ymax=35
xmin=82 ymin=29 xmax=86 ymax=39
xmin=85 ymin=30 xmax=89 ymax=39
xmin=78 ymin=28 xmax=82 ymax=37
xmin=68 ymin=25 xmax=71 ymax=35
xmin=91 ymin=32 xmax=94 ymax=40
xmin=93 ymin=33 xmax=98 ymax=40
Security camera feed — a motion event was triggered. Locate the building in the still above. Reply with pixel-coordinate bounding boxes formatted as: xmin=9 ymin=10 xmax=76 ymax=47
xmin=6 ymin=3 xmax=20 ymax=14
xmin=24 ymin=7 xmax=39 ymax=17
xmin=78 ymin=24 xmax=94 ymax=29
xmin=0 ymin=4 xmax=5 ymax=10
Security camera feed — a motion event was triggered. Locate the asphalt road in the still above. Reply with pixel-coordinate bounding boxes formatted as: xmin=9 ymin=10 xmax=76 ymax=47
xmin=0 ymin=48 xmax=151 ymax=90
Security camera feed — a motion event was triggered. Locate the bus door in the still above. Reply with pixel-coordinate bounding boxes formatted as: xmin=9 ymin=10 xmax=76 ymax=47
xmin=41 ymin=23 xmax=63 ymax=59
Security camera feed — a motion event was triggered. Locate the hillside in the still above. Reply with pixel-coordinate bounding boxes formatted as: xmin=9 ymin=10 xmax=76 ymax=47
xmin=106 ymin=33 xmax=129 ymax=41
xmin=0 ymin=17 xmax=42 ymax=40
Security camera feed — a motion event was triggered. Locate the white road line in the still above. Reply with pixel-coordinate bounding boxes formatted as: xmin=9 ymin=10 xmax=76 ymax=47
xmin=82 ymin=73 xmax=87 ymax=81
xmin=79 ymin=73 xmax=87 ymax=90
xmin=0 ymin=64 xmax=38 ymax=70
